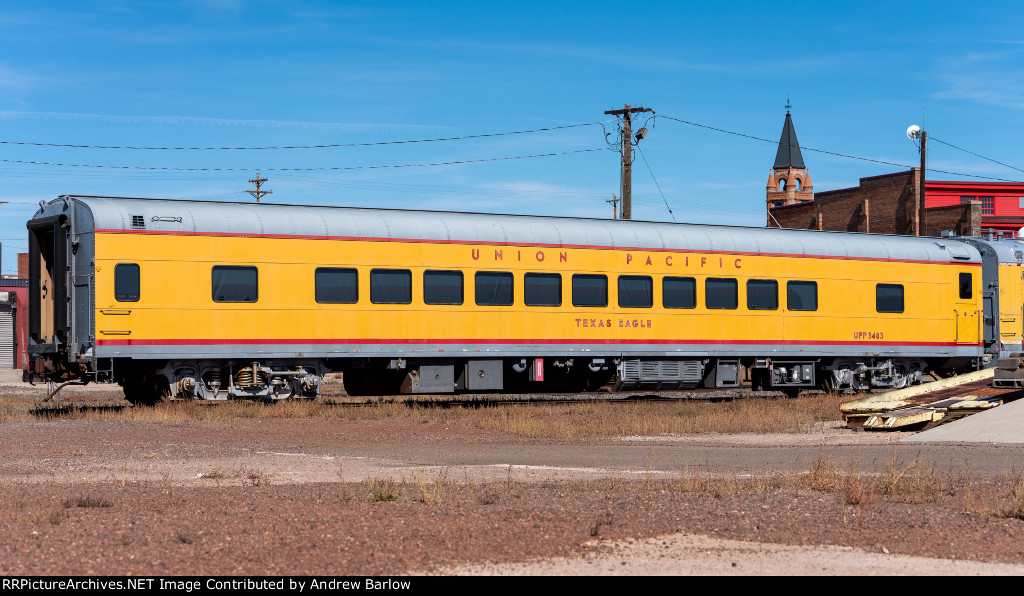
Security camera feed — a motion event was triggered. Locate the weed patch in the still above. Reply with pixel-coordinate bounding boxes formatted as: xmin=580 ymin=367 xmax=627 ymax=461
xmin=366 ymin=476 xmax=400 ymax=502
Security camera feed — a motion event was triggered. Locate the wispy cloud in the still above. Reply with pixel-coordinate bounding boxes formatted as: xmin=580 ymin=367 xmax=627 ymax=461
xmin=933 ymin=50 xmax=1024 ymax=111
xmin=0 ymin=63 xmax=47 ymax=91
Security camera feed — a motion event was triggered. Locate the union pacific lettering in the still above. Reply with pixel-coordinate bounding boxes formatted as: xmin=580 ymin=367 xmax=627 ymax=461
xmin=466 ymin=247 xmax=742 ymax=270
xmin=471 ymin=248 xmax=568 ymax=263
xmin=626 ymin=254 xmax=741 ymax=269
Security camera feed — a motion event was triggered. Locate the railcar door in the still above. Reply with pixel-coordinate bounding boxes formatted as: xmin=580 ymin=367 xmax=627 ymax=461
xmin=27 ymin=214 xmax=69 ymax=348
xmin=955 ymin=270 xmax=980 ymax=345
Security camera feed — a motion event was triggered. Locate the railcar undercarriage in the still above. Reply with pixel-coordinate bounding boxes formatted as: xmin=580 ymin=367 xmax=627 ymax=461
xmin=29 ymin=352 xmax=970 ymax=405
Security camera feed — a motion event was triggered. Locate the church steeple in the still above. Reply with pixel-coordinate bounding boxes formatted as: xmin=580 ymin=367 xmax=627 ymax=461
xmin=773 ymin=111 xmax=806 ymax=170
xmin=766 ymin=104 xmax=813 ymax=220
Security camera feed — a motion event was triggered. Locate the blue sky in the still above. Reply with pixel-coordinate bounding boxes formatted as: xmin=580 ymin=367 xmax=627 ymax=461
xmin=2 ymin=0 xmax=1023 ymax=274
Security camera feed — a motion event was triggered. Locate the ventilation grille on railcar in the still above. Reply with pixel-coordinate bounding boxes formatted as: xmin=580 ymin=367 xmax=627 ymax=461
xmin=619 ymin=359 xmax=703 ymax=389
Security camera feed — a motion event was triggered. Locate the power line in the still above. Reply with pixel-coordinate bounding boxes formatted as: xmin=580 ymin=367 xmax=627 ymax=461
xmin=0 ymin=121 xmax=610 ymax=150
xmin=929 ymin=136 xmax=1024 ymax=177
xmin=0 ymin=148 xmax=610 ymax=172
xmin=660 ymin=114 xmax=1022 ymax=183
xmin=635 ymin=145 xmax=675 ymax=222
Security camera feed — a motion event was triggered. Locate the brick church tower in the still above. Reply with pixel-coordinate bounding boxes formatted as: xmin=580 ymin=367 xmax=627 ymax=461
xmin=766 ymin=108 xmax=813 ymax=223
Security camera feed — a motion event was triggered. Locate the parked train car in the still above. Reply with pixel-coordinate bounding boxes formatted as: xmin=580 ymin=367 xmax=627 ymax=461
xmin=26 ymin=195 xmax=1004 ymax=405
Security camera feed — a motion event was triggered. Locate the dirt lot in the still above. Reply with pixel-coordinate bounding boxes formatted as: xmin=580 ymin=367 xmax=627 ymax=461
xmin=1 ymin=380 xmax=1024 ymax=576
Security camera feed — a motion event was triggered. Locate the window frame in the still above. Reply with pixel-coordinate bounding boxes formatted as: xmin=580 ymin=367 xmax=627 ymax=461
xmin=524 ymin=272 xmax=562 ymax=307
xmin=114 ymin=263 xmax=140 ymax=303
xmin=423 ymin=269 xmax=464 ymax=305
xmin=958 ymin=272 xmax=972 ymax=301
xmin=705 ymin=277 xmax=738 ymax=310
xmin=786 ymin=280 xmax=818 ymax=312
xmin=314 ymin=267 xmax=359 ymax=304
xmin=212 ymin=265 xmax=259 ymax=303
xmin=370 ymin=268 xmax=413 ymax=305
xmin=663 ymin=276 xmax=697 ymax=309
xmin=876 ymin=283 xmax=905 ymax=314
xmin=746 ymin=279 xmax=778 ymax=311
xmin=474 ymin=271 xmax=514 ymax=306
xmin=571 ymin=273 xmax=608 ymax=308
xmin=618 ymin=275 xmax=653 ymax=309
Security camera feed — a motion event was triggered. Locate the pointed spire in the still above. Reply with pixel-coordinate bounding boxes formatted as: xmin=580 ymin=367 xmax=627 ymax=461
xmin=773 ymin=111 xmax=805 ymax=170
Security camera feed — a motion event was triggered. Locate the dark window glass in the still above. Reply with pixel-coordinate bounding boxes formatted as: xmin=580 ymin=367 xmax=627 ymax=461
xmin=981 ymin=196 xmax=994 ymax=215
xmin=212 ymin=266 xmax=258 ymax=303
xmin=524 ymin=273 xmax=561 ymax=306
xmin=959 ymin=273 xmax=972 ymax=300
xmin=370 ymin=269 xmax=412 ymax=304
xmin=747 ymin=279 xmax=778 ymax=310
xmin=475 ymin=271 xmax=513 ymax=306
xmin=114 ymin=263 xmax=140 ymax=302
xmin=876 ymin=283 xmax=904 ymax=313
xmin=424 ymin=270 xmax=464 ymax=305
xmin=572 ymin=274 xmax=608 ymax=307
xmin=706 ymin=278 xmax=738 ymax=310
xmin=663 ymin=276 xmax=696 ymax=309
xmin=618 ymin=275 xmax=653 ymax=308
xmin=787 ymin=281 xmax=818 ymax=311
xmin=315 ymin=267 xmax=358 ymax=304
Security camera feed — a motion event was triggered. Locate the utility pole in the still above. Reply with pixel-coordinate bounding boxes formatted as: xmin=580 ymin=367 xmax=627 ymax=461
xmin=245 ymin=173 xmax=272 ymax=203
xmin=918 ymin=130 xmax=927 ymax=236
xmin=907 ymin=125 xmax=927 ymax=236
xmin=606 ymin=194 xmax=619 ymax=219
xmin=604 ymin=104 xmax=654 ymax=220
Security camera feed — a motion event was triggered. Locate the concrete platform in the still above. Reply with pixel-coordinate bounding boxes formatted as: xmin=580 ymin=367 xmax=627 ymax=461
xmin=901 ymin=395 xmax=1024 ymax=444
xmin=0 ymin=369 xmax=24 ymax=383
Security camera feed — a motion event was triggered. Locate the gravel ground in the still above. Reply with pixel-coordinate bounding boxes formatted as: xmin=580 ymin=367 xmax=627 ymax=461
xmin=1 ymin=380 xmax=1023 ymax=576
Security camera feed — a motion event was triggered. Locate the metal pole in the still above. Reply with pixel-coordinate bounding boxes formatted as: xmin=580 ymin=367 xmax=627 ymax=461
xmin=919 ymin=131 xmax=927 ymax=236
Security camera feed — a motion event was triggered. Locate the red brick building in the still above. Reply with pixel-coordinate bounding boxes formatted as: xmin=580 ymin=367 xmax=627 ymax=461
xmin=765 ymin=112 xmax=1024 ymax=237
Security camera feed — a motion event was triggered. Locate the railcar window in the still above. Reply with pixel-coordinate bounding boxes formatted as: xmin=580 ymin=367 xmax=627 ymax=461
xmin=475 ymin=271 xmax=514 ymax=306
xmin=370 ymin=269 xmax=412 ymax=304
xmin=315 ymin=267 xmax=358 ymax=304
xmin=114 ymin=263 xmax=140 ymax=302
xmin=572 ymin=274 xmax=608 ymax=307
xmin=212 ymin=266 xmax=258 ymax=303
xmin=959 ymin=273 xmax=972 ymax=300
xmin=524 ymin=273 xmax=561 ymax=306
xmin=663 ymin=276 xmax=696 ymax=309
xmin=876 ymin=284 xmax=904 ymax=313
xmin=787 ymin=281 xmax=818 ymax=311
xmin=424 ymin=270 xmax=464 ymax=305
xmin=618 ymin=275 xmax=653 ymax=308
xmin=747 ymin=279 xmax=778 ymax=310
xmin=705 ymin=278 xmax=738 ymax=310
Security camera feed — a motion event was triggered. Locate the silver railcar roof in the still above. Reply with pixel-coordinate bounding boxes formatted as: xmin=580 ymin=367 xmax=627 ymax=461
xmin=34 ymin=195 xmax=981 ymax=264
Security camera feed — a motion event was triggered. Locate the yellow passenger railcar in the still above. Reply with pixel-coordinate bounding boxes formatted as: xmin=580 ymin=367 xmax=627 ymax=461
xmin=27 ymin=196 xmax=995 ymax=404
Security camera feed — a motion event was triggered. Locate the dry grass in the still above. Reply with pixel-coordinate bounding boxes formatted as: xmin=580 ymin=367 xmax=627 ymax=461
xmin=365 ymin=475 xmax=400 ymax=502
xmin=674 ymin=465 xmax=787 ymax=497
xmin=415 ymin=468 xmax=450 ymax=504
xmin=879 ymin=453 xmax=945 ymax=501
xmin=475 ymin=392 xmax=847 ymax=439
xmin=805 ymin=451 xmax=842 ymax=492
xmin=62 ymin=494 xmax=113 ymax=508
xmin=3 ymin=389 xmax=848 ymax=439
